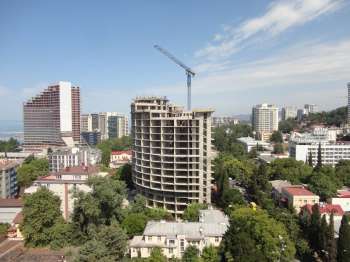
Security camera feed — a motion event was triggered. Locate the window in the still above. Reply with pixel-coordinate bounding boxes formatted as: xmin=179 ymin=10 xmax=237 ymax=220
xmin=169 ymin=248 xmax=173 ymax=254
xmin=169 ymin=239 xmax=175 ymax=245
xmin=180 ymin=239 xmax=185 ymax=252
xmin=215 ymin=237 xmax=219 ymax=242
xmin=148 ymin=236 xmax=152 ymax=241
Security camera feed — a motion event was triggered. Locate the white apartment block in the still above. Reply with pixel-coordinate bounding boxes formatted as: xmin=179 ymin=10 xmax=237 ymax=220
xmin=289 ymin=128 xmax=350 ymax=166
xmin=24 ymin=166 xmax=106 ymax=220
xmin=0 ymin=160 xmax=20 ymax=198
xmin=131 ymin=97 xmax=213 ymax=218
xmin=129 ymin=209 xmax=228 ymax=259
xmin=252 ymin=104 xmax=278 ymax=141
xmin=48 ymin=146 xmax=101 ymax=172
xmin=281 ymin=106 xmax=297 ymax=121
xmin=212 ymin=117 xmax=239 ymax=127
xmin=237 ymin=137 xmax=271 ymax=152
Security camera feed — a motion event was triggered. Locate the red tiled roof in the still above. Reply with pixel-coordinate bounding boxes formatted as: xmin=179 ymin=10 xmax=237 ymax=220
xmin=0 ymin=198 xmax=23 ymax=207
xmin=283 ymin=186 xmax=315 ymax=196
xmin=111 ymin=150 xmax=132 ymax=156
xmin=337 ymin=191 xmax=350 ymax=198
xmin=303 ymin=204 xmax=344 ymax=216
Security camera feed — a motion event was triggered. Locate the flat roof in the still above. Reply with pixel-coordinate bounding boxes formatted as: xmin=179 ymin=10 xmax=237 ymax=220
xmin=0 ymin=198 xmax=23 ymax=207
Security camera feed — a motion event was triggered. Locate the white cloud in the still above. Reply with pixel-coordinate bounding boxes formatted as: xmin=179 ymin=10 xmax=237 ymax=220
xmin=195 ymin=0 xmax=344 ymax=61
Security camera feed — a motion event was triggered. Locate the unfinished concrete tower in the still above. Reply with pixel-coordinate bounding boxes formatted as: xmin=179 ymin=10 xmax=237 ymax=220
xmin=131 ymin=97 xmax=213 ymax=218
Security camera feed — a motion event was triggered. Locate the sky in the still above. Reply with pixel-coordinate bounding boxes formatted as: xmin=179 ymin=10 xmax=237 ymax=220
xmin=0 ymin=0 xmax=350 ymax=122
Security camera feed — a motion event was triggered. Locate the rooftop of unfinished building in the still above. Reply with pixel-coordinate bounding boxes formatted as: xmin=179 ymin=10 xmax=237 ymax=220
xmin=132 ymin=96 xmax=214 ymax=113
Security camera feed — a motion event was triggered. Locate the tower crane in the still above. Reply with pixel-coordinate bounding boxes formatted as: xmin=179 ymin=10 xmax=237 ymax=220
xmin=154 ymin=45 xmax=195 ymax=110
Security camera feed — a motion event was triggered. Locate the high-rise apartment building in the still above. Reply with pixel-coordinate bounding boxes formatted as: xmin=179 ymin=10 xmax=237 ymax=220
xmin=304 ymin=104 xmax=318 ymax=114
xmin=281 ymin=106 xmax=297 ymax=121
xmin=252 ymin=104 xmax=278 ymax=141
xmin=23 ymin=81 xmax=80 ymax=151
xmin=80 ymin=113 xmax=99 ymax=132
xmin=131 ymin=97 xmax=213 ymax=218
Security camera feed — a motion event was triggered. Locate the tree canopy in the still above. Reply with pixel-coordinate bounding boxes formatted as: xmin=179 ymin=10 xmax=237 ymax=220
xmin=97 ymin=136 xmax=131 ymax=166
xmin=223 ymin=207 xmax=296 ymax=261
xmin=0 ymin=138 xmax=19 ymax=152
xmin=21 ymin=187 xmax=69 ymax=248
xmin=16 ymin=158 xmax=49 ymax=191
xmin=182 ymin=203 xmax=208 ymax=222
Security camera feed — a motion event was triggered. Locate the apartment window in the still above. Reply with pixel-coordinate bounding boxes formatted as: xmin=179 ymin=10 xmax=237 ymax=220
xmin=180 ymin=239 xmax=185 ymax=252
xmin=169 ymin=248 xmax=173 ymax=254
xmin=169 ymin=239 xmax=175 ymax=245
xmin=215 ymin=237 xmax=219 ymax=242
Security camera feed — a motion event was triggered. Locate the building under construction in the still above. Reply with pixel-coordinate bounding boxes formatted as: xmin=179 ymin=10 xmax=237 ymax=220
xmin=131 ymin=96 xmax=214 ymax=218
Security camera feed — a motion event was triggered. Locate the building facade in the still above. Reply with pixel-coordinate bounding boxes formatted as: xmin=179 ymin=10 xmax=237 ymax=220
xmin=81 ymin=131 xmax=101 ymax=146
xmin=0 ymin=160 xmax=20 ymax=198
xmin=212 ymin=117 xmax=239 ymax=127
xmin=281 ymin=106 xmax=297 ymax=121
xmin=23 ymin=81 xmax=80 ymax=152
xmin=281 ymin=186 xmax=320 ymax=213
xmin=129 ymin=209 xmax=228 ymax=259
xmin=48 ymin=146 xmax=101 ymax=172
xmin=110 ymin=150 xmax=132 ymax=169
xmin=289 ymin=128 xmax=350 ymax=167
xmin=131 ymin=97 xmax=213 ymax=217
xmin=252 ymin=104 xmax=278 ymax=141
xmin=24 ymin=166 xmax=106 ymax=220
xmin=304 ymin=104 xmax=318 ymax=115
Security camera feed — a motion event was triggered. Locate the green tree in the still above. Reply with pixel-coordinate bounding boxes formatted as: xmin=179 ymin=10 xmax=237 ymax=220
xmin=97 ymin=136 xmax=131 ymax=167
xmin=182 ymin=203 xmax=208 ymax=222
xmin=148 ymin=247 xmax=167 ymax=262
xmin=279 ymin=119 xmax=297 ymax=133
xmin=0 ymin=138 xmax=19 ymax=152
xmin=268 ymin=158 xmax=313 ymax=184
xmin=308 ymin=204 xmax=321 ymax=251
xmin=71 ymin=176 xmax=126 ymax=242
xmin=121 ymin=213 xmax=148 ymax=236
xmin=315 ymin=143 xmax=322 ymax=171
xmin=21 ymin=187 xmax=68 ymax=247
xmin=325 ymin=213 xmax=337 ymax=262
xmin=308 ymin=151 xmax=313 ymax=167
xmin=308 ymin=169 xmax=340 ymax=201
xmin=201 ymin=245 xmax=218 ymax=262
xmin=115 ymin=163 xmax=133 ymax=189
xmin=335 ymin=160 xmax=350 ymax=187
xmin=76 ymin=223 xmax=127 ymax=261
xmin=182 ymin=245 xmax=200 ymax=262
xmin=273 ymin=143 xmax=284 ymax=154
xmin=16 ymin=158 xmax=49 ymax=193
xmin=221 ymin=188 xmax=245 ymax=209
xmin=337 ymin=215 xmax=350 ymax=262
xmin=223 ymin=207 xmax=295 ymax=261
xmin=270 ymin=131 xmax=283 ymax=143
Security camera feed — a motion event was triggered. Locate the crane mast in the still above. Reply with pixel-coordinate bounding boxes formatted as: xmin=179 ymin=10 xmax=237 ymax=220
xmin=154 ymin=45 xmax=195 ymax=110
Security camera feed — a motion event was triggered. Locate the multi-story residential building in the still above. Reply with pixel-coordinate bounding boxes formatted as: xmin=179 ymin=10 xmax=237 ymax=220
xmin=106 ymin=112 xmax=129 ymax=139
xmin=212 ymin=117 xmax=239 ymax=127
xmin=98 ymin=112 xmax=108 ymax=140
xmin=289 ymin=128 xmax=350 ymax=166
xmin=297 ymin=108 xmax=306 ymax=121
xmin=281 ymin=185 xmax=320 ymax=213
xmin=131 ymin=97 xmax=213 ymax=218
xmin=237 ymin=137 xmax=272 ymax=152
xmin=110 ymin=150 xmax=132 ymax=169
xmin=48 ymin=146 xmax=101 ymax=172
xmin=81 ymin=131 xmax=101 ymax=146
xmin=252 ymin=104 xmax=278 ymax=141
xmin=129 ymin=209 xmax=229 ymax=259
xmin=24 ymin=166 xmax=107 ymax=220
xmin=0 ymin=160 xmax=20 ymax=198
xmin=80 ymin=113 xmax=100 ymax=133
xmin=281 ymin=106 xmax=297 ymax=121
xmin=23 ymin=81 xmax=80 ymax=152
xmin=304 ymin=104 xmax=318 ymax=115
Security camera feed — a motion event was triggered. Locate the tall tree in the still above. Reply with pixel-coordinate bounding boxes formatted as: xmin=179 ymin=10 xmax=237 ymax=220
xmin=315 ymin=143 xmax=322 ymax=170
xmin=223 ymin=207 xmax=295 ymax=261
xmin=21 ymin=187 xmax=68 ymax=247
xmin=308 ymin=151 xmax=313 ymax=167
xmin=325 ymin=213 xmax=337 ymax=262
xmin=337 ymin=215 xmax=350 ymax=262
xmin=309 ymin=204 xmax=321 ymax=251
xmin=201 ymin=245 xmax=219 ymax=262
xmin=270 ymin=131 xmax=283 ymax=143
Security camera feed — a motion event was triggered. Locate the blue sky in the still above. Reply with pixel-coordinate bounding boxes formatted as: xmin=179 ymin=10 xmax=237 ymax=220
xmin=0 ymin=0 xmax=350 ymax=121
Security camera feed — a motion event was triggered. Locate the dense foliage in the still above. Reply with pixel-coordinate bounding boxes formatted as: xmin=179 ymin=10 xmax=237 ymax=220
xmin=279 ymin=118 xmax=298 ymax=133
xmin=16 ymin=157 xmax=49 ymax=193
xmin=21 ymin=187 xmax=69 ymax=248
xmin=97 ymin=136 xmax=131 ymax=166
xmin=306 ymin=106 xmax=347 ymax=127
xmin=223 ymin=207 xmax=296 ymax=261
xmin=182 ymin=203 xmax=208 ymax=222
xmin=0 ymin=138 xmax=19 ymax=152
xmin=212 ymin=124 xmax=252 ymax=158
